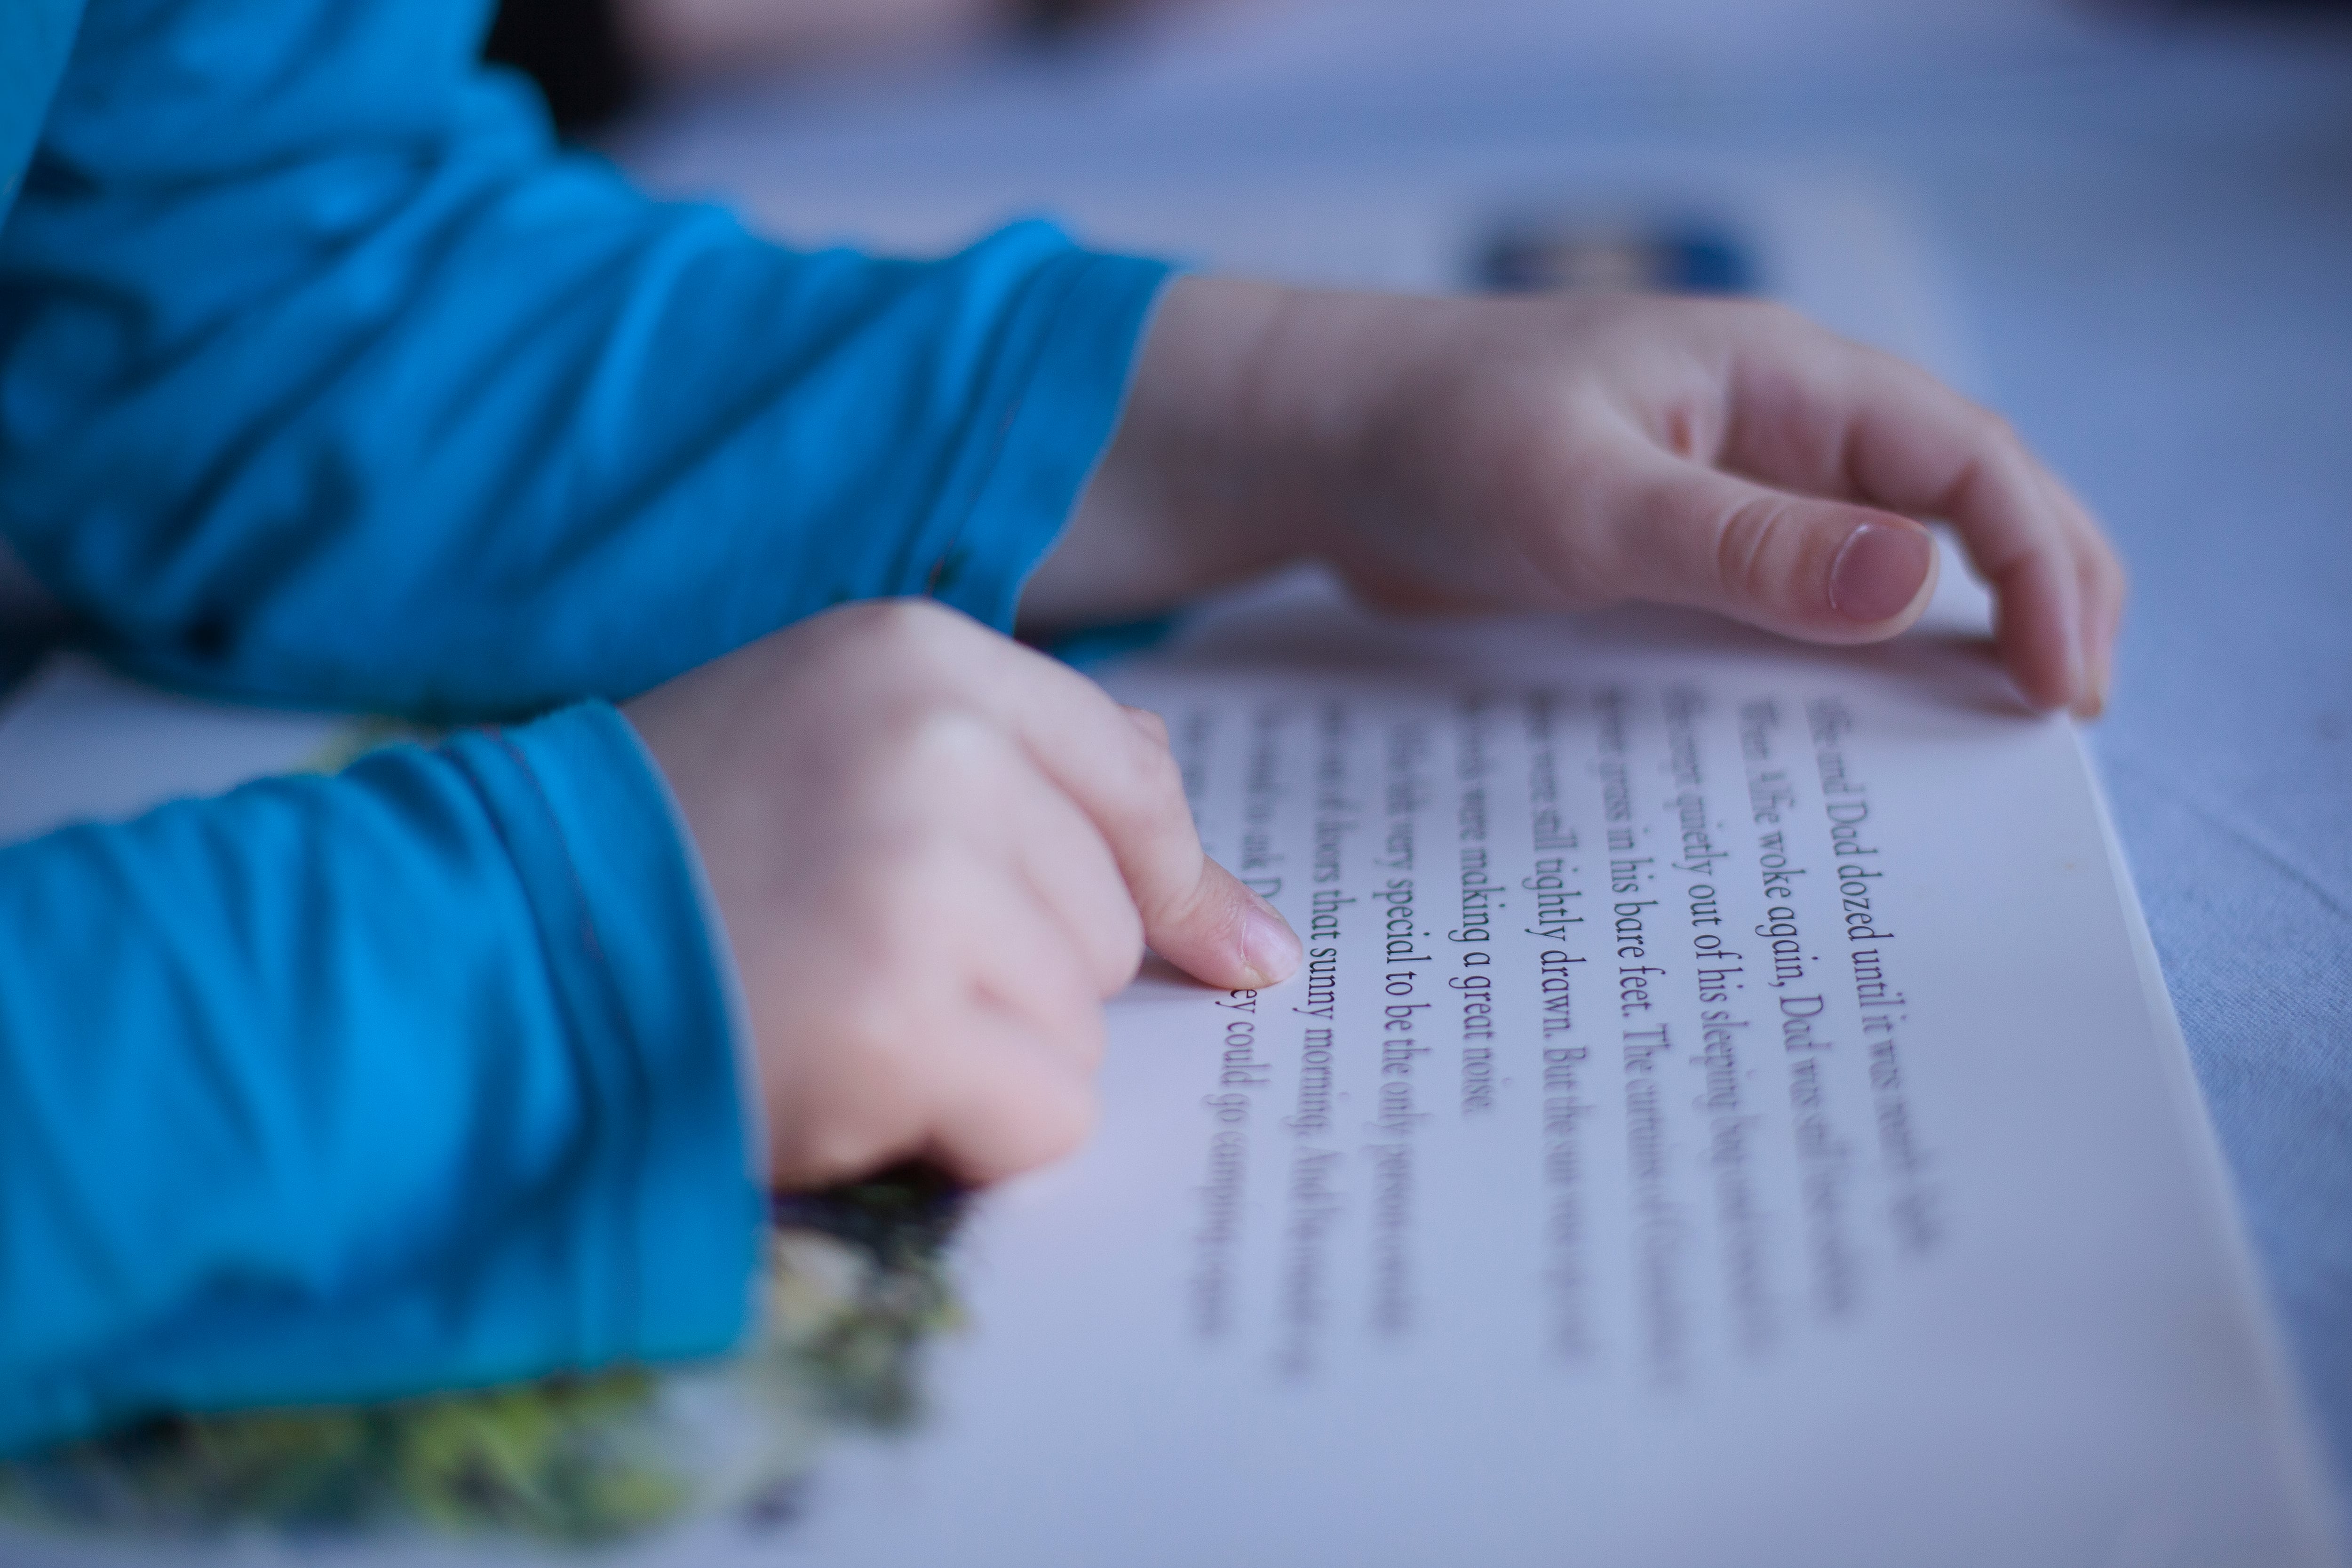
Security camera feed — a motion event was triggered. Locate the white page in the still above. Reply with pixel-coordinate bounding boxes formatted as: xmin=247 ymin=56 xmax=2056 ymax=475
xmin=563 ymin=573 xmax=2312 ymax=1568
xmin=0 ymin=654 xmax=349 ymax=844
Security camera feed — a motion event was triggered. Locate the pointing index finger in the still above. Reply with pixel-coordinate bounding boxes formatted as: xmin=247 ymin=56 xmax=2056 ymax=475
xmin=945 ymin=619 xmax=1301 ymax=990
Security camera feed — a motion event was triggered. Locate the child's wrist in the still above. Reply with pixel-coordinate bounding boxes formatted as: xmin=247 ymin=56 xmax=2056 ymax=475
xmin=1026 ymin=276 xmax=1316 ymax=625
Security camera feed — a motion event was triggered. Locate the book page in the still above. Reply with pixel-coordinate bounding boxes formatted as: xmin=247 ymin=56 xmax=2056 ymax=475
xmin=0 ymin=571 xmax=2338 ymax=1567
xmin=0 ymin=654 xmax=349 ymax=844
xmin=737 ymin=573 xmax=2341 ymax=1568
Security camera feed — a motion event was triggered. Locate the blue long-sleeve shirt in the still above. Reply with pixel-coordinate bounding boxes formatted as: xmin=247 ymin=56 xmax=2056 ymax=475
xmin=0 ymin=0 xmax=1169 ymax=1452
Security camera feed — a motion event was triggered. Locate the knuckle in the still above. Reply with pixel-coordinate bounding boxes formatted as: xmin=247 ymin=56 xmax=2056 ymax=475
xmin=2082 ymin=534 xmax=2128 ymax=593
xmin=890 ymin=705 xmax=1012 ymax=788
xmin=838 ymin=596 xmax=980 ymax=669
xmin=1965 ymin=403 xmax=2024 ymax=455
xmin=1128 ymin=730 xmax=1186 ymax=802
xmin=1099 ymin=731 xmax=1189 ymax=837
xmin=1704 ymin=295 xmax=1807 ymax=347
xmin=827 ymin=979 xmax=920 ymax=1069
xmin=1124 ymin=705 xmax=1171 ymax=747
xmin=874 ymin=594 xmax=963 ymax=637
xmin=1740 ymin=296 xmax=1805 ymax=331
xmin=1710 ymin=493 xmax=1793 ymax=603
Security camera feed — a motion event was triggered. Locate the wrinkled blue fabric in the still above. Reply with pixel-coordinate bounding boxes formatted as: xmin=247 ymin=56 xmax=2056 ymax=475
xmin=0 ymin=0 xmax=1165 ymax=717
xmin=0 ymin=0 xmax=1169 ymax=1452
xmin=0 ymin=705 xmax=755 ymax=1452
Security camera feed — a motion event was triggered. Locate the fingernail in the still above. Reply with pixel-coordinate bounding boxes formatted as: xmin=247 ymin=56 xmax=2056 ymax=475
xmin=1828 ymin=524 xmax=1934 ymax=624
xmin=1241 ymin=897 xmax=1303 ymax=987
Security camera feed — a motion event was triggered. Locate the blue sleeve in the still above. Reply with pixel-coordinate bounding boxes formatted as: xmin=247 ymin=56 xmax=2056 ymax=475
xmin=0 ymin=0 xmax=1171 ymax=719
xmin=0 ymin=702 xmax=758 ymax=1454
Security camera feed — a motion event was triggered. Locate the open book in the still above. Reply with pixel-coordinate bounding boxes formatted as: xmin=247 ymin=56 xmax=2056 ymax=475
xmin=0 ymin=553 xmax=2339 ymax=1567
xmin=0 ymin=174 xmax=2337 ymax=1563
xmin=763 ymin=565 xmax=2344 ymax=1567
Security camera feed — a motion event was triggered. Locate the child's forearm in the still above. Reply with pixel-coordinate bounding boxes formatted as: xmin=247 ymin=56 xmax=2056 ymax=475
xmin=1025 ymin=277 xmax=1320 ymax=628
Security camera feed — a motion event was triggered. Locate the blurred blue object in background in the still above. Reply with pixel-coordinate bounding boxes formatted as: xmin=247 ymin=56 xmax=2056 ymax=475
xmin=1476 ymin=216 xmax=1758 ymax=294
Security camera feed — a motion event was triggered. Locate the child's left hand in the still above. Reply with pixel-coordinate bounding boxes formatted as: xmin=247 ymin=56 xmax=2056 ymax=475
xmin=1032 ymin=278 xmax=2123 ymax=717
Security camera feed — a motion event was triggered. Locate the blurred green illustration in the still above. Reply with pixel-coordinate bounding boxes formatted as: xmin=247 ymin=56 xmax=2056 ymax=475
xmin=0 ymin=1166 xmax=966 ymax=1548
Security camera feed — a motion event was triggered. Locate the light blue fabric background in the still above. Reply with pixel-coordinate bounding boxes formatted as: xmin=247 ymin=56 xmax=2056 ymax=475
xmin=1828 ymin=41 xmax=2352 ymax=1491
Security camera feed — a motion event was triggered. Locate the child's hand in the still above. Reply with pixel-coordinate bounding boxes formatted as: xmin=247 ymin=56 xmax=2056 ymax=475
xmin=624 ymin=600 xmax=1299 ymax=1188
xmin=1036 ymin=279 xmax=2123 ymax=717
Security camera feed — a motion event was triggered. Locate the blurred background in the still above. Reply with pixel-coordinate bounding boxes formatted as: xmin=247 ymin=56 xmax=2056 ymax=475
xmin=498 ymin=0 xmax=2352 ymax=1499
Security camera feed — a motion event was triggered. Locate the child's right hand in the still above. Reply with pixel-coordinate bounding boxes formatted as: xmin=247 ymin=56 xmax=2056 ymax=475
xmin=622 ymin=599 xmax=1299 ymax=1189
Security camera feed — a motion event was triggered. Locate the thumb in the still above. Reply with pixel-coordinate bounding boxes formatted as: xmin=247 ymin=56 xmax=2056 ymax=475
xmin=1603 ymin=454 xmax=1940 ymax=645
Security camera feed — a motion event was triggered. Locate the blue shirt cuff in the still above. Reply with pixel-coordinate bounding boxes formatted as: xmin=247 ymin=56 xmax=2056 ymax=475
xmin=448 ymin=700 xmax=759 ymax=1365
xmin=911 ymin=242 xmax=1176 ymax=633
